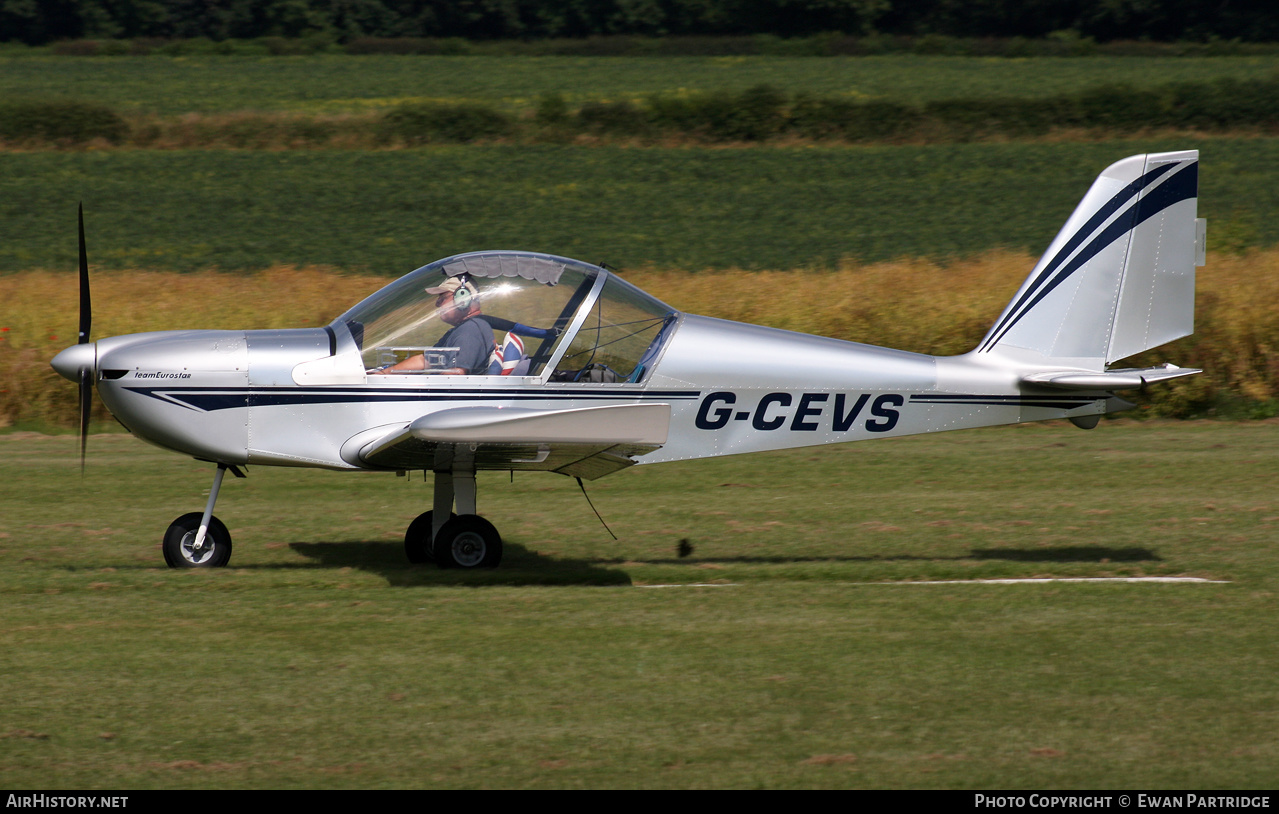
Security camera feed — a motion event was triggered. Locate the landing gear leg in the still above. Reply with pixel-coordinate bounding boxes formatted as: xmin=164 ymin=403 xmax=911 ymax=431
xmin=403 ymin=468 xmax=503 ymax=569
xmin=163 ymin=463 xmax=239 ymax=568
xmin=432 ymin=470 xmax=465 ymax=541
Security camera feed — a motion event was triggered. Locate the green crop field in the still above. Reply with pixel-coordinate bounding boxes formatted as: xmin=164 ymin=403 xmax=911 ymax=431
xmin=3 ymin=138 xmax=1278 ymax=273
xmin=1 ymin=422 xmax=1276 ymax=788
xmin=4 ymin=54 xmax=1279 ymax=115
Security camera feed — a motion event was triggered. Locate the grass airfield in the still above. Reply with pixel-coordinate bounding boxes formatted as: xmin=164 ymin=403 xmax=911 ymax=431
xmin=2 ymin=421 xmax=1276 ymax=788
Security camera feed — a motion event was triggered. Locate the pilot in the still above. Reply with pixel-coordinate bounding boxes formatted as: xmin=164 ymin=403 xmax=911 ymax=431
xmin=370 ymin=276 xmax=496 ymax=375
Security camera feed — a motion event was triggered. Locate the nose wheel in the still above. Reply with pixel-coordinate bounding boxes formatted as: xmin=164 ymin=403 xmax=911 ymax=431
xmin=163 ymin=512 xmax=233 ymax=568
xmin=162 ymin=463 xmax=243 ymax=568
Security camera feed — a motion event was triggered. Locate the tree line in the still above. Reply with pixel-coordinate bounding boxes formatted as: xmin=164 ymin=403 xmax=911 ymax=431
xmin=3 ymin=1 xmax=1276 ymax=46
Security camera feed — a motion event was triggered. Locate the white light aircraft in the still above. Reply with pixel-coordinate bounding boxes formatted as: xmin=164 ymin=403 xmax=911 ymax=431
xmin=52 ymin=151 xmax=1207 ymax=570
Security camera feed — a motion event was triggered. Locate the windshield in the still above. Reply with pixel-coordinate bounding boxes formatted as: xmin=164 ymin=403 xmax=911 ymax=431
xmin=338 ymin=252 xmax=599 ymax=376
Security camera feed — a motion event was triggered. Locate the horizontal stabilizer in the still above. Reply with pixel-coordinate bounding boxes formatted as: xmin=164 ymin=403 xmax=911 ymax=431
xmin=1022 ymin=364 xmax=1201 ymax=390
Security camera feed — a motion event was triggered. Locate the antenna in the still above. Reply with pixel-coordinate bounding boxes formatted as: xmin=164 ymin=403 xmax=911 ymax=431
xmin=575 ymin=477 xmax=617 ymax=541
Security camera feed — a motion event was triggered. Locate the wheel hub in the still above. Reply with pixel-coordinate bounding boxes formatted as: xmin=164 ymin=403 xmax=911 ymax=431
xmin=450 ymin=531 xmax=486 ymax=567
xmin=179 ymin=530 xmax=215 ymax=565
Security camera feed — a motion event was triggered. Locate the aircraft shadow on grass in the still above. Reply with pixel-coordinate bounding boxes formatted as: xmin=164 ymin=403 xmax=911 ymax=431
xmin=588 ymin=545 xmax=1160 ymax=567
xmin=969 ymin=546 xmax=1160 ymax=563
xmin=288 ymin=539 xmax=633 ymax=586
xmin=284 ymin=540 xmax=1158 ymax=585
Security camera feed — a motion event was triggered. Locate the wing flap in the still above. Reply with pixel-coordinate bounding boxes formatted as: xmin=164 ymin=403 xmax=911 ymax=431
xmin=348 ymin=403 xmax=670 ymax=478
xmin=409 ymin=403 xmax=669 ymax=445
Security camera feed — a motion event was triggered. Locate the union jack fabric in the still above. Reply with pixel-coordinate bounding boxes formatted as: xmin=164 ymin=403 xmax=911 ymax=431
xmin=487 ymin=332 xmax=525 ymax=375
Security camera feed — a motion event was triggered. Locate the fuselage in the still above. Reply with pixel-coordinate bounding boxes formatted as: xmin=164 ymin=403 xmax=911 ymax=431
xmin=67 ymin=311 xmax=1115 ymax=474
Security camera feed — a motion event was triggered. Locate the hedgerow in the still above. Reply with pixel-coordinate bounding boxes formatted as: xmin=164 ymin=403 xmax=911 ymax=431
xmin=0 ymin=100 xmax=128 ymax=145
xmin=376 ymin=103 xmax=515 ymax=145
xmin=565 ymin=77 xmax=1279 ymax=144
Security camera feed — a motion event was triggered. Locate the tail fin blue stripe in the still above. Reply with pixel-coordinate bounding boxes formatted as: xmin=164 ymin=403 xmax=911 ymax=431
xmin=978 ymin=162 xmax=1175 ymax=353
xmin=979 ymin=160 xmax=1196 ymax=353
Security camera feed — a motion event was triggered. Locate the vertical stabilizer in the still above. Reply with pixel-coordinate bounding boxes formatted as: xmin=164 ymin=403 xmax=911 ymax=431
xmin=977 ymin=151 xmax=1201 ymax=368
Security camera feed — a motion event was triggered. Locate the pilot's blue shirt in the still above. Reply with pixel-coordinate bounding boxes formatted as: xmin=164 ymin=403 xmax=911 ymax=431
xmin=437 ymin=317 xmax=495 ymax=374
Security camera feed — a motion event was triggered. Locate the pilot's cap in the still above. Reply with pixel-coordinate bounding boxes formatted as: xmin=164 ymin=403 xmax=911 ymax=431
xmin=425 ymin=276 xmax=479 ymax=300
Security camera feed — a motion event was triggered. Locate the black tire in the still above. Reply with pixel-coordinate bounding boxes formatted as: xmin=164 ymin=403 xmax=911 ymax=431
xmin=434 ymin=515 xmax=502 ymax=569
xmin=404 ymin=510 xmax=455 ymax=564
xmin=163 ymin=512 xmax=232 ymax=568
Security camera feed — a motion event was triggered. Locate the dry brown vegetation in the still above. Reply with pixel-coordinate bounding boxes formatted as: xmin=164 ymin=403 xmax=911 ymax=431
xmin=3 ymin=249 xmax=1276 ymax=428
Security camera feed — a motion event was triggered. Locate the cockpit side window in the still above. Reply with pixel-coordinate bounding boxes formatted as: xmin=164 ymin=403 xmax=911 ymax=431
xmin=551 ymin=275 xmax=677 ymax=384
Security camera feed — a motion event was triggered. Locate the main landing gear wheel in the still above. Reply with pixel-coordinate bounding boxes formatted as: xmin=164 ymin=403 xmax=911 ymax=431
xmin=404 ymin=510 xmax=455 ymax=564
xmin=163 ymin=512 xmax=233 ymax=568
xmin=433 ymin=515 xmax=502 ymax=569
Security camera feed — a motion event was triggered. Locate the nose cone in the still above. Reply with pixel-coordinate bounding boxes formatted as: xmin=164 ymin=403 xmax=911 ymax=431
xmin=51 ymin=343 xmax=96 ymax=382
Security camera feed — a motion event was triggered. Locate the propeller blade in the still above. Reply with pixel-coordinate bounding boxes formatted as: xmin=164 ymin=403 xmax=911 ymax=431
xmin=78 ymin=203 xmax=91 ymax=344
xmin=77 ymin=203 xmax=93 ymax=475
xmin=79 ymin=367 xmax=91 ymax=475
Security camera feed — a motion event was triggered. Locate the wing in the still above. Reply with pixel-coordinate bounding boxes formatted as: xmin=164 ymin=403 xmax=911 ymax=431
xmin=347 ymin=403 xmax=670 ymax=480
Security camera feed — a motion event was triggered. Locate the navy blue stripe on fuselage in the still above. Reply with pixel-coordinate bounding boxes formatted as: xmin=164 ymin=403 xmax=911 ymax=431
xmin=979 ymin=160 xmax=1196 ymax=353
xmin=124 ymin=386 xmax=1100 ymax=417
xmin=122 ymin=385 xmax=702 ymax=412
xmin=910 ymin=394 xmax=1098 ymax=410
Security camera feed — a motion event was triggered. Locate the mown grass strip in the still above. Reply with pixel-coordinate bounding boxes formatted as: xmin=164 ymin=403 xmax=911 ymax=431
xmin=1 ymin=423 xmax=1276 ymax=788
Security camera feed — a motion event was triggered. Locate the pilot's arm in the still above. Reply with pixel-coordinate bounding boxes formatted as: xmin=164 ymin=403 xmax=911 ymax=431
xmin=370 ymin=355 xmax=426 ymax=374
xmin=369 ymin=354 xmax=467 ymax=376
xmin=369 ymin=317 xmax=492 ymax=376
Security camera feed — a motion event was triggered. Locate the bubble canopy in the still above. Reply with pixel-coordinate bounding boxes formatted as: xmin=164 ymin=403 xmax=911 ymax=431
xmin=335 ymin=251 xmax=679 ymax=382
